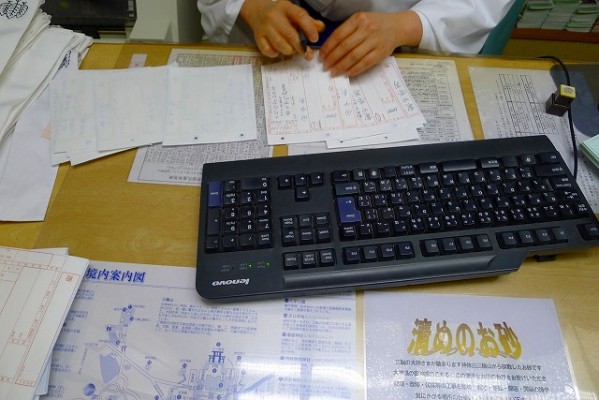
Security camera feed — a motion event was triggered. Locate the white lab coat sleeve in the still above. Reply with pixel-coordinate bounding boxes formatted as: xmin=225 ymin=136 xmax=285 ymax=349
xmin=410 ymin=0 xmax=516 ymax=53
xmin=197 ymin=0 xmax=245 ymax=43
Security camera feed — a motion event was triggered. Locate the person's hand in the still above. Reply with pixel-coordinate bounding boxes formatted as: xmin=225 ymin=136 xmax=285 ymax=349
xmin=319 ymin=11 xmax=422 ymax=77
xmin=240 ymin=0 xmax=325 ymax=60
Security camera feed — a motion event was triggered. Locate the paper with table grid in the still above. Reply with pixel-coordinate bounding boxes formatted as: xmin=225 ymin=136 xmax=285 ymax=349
xmin=261 ymin=54 xmax=425 ymax=145
xmin=0 ymin=247 xmax=88 ymax=400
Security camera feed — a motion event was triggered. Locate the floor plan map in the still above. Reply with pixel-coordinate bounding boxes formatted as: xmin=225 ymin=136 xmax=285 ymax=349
xmin=42 ymin=262 xmax=359 ymax=400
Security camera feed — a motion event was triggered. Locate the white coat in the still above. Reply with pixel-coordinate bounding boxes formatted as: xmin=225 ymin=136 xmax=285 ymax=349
xmin=196 ymin=0 xmax=516 ymax=54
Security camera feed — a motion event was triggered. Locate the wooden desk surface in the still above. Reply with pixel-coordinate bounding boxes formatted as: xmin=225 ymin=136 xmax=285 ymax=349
xmin=6 ymin=42 xmax=599 ymax=396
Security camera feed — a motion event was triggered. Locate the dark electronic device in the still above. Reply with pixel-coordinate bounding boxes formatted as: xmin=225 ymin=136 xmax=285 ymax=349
xmin=196 ymin=135 xmax=599 ymax=301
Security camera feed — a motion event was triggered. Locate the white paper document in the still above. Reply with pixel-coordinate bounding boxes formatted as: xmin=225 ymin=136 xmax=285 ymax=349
xmin=0 ymin=89 xmax=57 ymax=221
xmin=49 ymin=63 xmax=258 ymax=165
xmin=261 ymin=55 xmax=425 ymax=145
xmin=287 ymin=58 xmax=473 ymax=156
xmin=469 ymin=66 xmax=599 ymax=212
xmin=164 ymin=64 xmax=257 ymax=145
xmin=94 ymin=67 xmax=167 ymax=151
xmin=364 ymin=292 xmax=576 ymax=400
xmin=43 ymin=261 xmax=360 ymax=399
xmin=0 ymin=247 xmax=88 ymax=400
xmin=128 ymin=49 xmax=272 ymax=186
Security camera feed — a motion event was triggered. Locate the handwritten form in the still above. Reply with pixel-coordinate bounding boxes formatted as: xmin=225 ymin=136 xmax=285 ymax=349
xmin=0 ymin=247 xmax=88 ymax=400
xmin=469 ymin=67 xmax=599 ymax=212
xmin=261 ymin=55 xmax=425 ymax=145
xmin=287 ymin=58 xmax=473 ymax=155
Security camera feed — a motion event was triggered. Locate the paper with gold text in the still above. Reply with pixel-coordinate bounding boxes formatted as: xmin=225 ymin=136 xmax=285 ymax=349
xmin=364 ymin=292 xmax=576 ymax=399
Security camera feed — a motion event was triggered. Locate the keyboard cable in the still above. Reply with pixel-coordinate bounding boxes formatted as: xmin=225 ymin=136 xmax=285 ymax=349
xmin=538 ymin=55 xmax=578 ymax=180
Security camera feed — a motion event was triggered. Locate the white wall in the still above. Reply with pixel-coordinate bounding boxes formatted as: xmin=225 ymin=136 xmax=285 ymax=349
xmin=130 ymin=0 xmax=204 ymax=42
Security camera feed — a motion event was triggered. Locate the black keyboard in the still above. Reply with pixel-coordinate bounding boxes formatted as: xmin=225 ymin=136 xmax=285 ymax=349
xmin=196 ymin=136 xmax=599 ymax=301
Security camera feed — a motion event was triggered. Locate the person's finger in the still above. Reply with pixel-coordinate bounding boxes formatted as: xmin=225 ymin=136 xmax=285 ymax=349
xmin=255 ymin=34 xmax=279 ymax=58
xmin=284 ymin=4 xmax=324 ymax=56
xmin=327 ymin=38 xmax=373 ymax=76
xmin=318 ymin=15 xmax=358 ymax=61
xmin=343 ymin=49 xmax=379 ymax=77
xmin=321 ymin=23 xmax=367 ymax=72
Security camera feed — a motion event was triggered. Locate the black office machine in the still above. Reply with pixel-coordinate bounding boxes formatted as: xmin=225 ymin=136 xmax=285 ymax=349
xmin=196 ymin=135 xmax=599 ymax=301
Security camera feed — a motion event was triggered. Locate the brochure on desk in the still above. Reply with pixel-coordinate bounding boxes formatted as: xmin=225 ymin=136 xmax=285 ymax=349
xmin=42 ymin=262 xmax=360 ymax=400
xmin=364 ymin=292 xmax=576 ymax=400
xmin=43 ymin=261 xmax=576 ymax=400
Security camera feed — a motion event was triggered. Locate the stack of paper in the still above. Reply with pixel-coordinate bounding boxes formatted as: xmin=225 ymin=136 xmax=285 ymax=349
xmin=517 ymin=0 xmax=554 ymax=28
xmin=0 ymin=1 xmax=91 ymax=144
xmin=0 ymin=246 xmax=89 ymax=400
xmin=580 ymin=134 xmax=599 ymax=170
xmin=517 ymin=0 xmax=599 ymax=31
xmin=0 ymin=1 xmax=92 ymax=222
xmin=48 ymin=64 xmax=258 ymax=166
xmin=566 ymin=0 xmax=599 ymax=31
xmin=542 ymin=0 xmax=580 ymax=29
xmin=261 ymin=55 xmax=426 ymax=149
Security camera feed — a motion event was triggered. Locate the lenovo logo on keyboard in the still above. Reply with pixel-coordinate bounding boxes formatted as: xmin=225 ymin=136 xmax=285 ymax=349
xmin=211 ymin=278 xmax=250 ymax=287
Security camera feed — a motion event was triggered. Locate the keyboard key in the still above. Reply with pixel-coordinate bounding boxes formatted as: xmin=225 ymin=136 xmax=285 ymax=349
xmin=476 ymin=234 xmax=493 ymax=250
xmin=240 ymin=234 xmax=255 ymax=249
xmin=343 ymin=247 xmax=361 ymax=264
xmin=206 ymin=209 xmax=221 ymax=235
xmin=380 ymin=243 xmax=396 ymax=260
xmin=362 ymin=246 xmax=379 ymax=262
xmin=284 ymin=253 xmax=300 ymax=270
xmin=205 ymin=236 xmax=220 ymax=252
xmin=578 ymin=223 xmax=599 ymax=240
xmin=222 ymin=235 xmax=238 ymax=251
xmin=422 ymin=240 xmax=440 ymax=256
xmin=294 ymin=174 xmax=307 ymax=186
xmin=278 ymin=175 xmax=292 ymax=189
xmin=458 ymin=236 xmax=475 ymax=252
xmin=299 ymin=228 xmax=314 ymax=244
xmin=310 ymin=172 xmax=324 ymax=185
xmin=282 ymin=228 xmax=297 ymax=246
xmin=316 ymin=227 xmax=332 ymax=242
xmin=241 ymin=177 xmax=269 ymax=190
xmin=518 ymin=230 xmax=535 ymax=246
xmin=281 ymin=216 xmax=296 ymax=228
xmin=207 ymin=181 xmax=223 ymax=207
xmin=535 ymin=164 xmax=567 ymax=177
xmin=335 ymin=182 xmax=360 ymax=196
xmin=298 ymin=215 xmax=313 ymax=227
xmin=340 ymin=224 xmax=357 ymax=241
xmin=498 ymin=232 xmax=518 ymax=248
xmin=552 ymin=227 xmax=568 ymax=243
xmin=302 ymin=252 xmax=318 ymax=268
xmin=535 ymin=228 xmax=552 ymax=244
xmin=337 ymin=197 xmax=362 ymax=223
xmin=396 ymin=242 xmax=415 ymax=258
xmin=319 ymin=249 xmax=336 ymax=266
xmin=257 ymin=232 xmax=273 ymax=248
xmin=332 ymin=170 xmax=350 ymax=182
xmin=441 ymin=238 xmax=458 ymax=254
xmin=295 ymin=187 xmax=310 ymax=201
xmin=315 ymin=213 xmax=330 ymax=226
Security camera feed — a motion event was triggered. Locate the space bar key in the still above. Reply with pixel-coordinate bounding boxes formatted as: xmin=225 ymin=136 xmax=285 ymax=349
xmin=284 ymin=255 xmax=505 ymax=290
